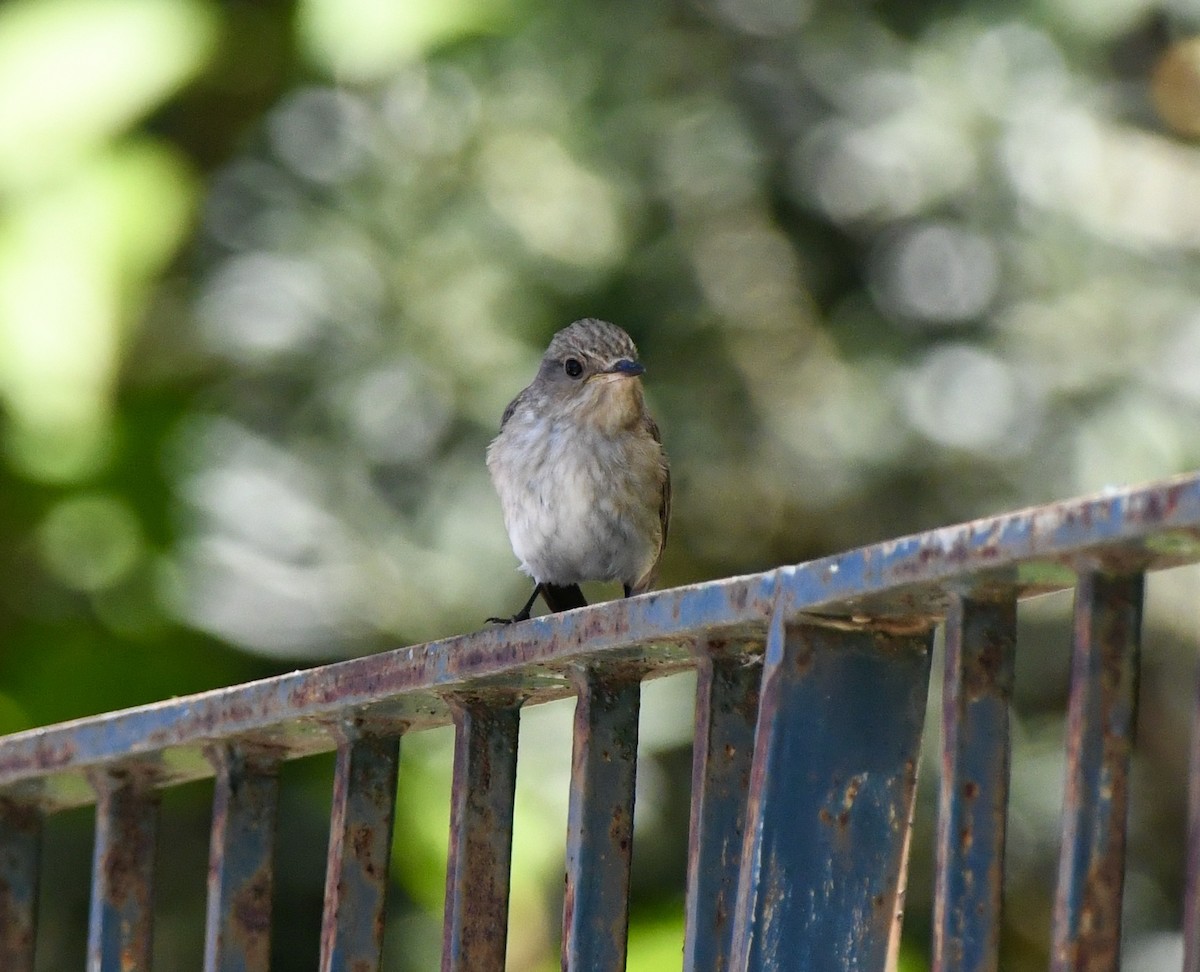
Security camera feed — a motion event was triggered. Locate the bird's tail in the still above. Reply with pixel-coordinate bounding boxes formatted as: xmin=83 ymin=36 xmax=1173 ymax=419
xmin=541 ymin=583 xmax=587 ymax=613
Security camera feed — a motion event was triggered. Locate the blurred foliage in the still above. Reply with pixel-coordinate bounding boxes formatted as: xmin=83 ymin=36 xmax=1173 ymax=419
xmin=1 ymin=0 xmax=1200 ymax=968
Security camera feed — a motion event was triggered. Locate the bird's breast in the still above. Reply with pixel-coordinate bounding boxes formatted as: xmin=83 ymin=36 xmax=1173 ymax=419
xmin=487 ymin=415 xmax=663 ymax=586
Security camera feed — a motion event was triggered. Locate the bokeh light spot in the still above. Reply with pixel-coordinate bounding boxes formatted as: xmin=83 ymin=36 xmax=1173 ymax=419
xmin=267 ymin=87 xmax=370 ymax=185
xmin=382 ymin=64 xmax=480 ymax=158
xmin=480 ymin=131 xmax=625 ymax=270
xmin=691 ymin=219 xmax=806 ymax=327
xmin=0 ymin=142 xmax=196 ymax=482
xmin=39 ymin=492 xmax=142 ymax=591
xmin=341 ymin=362 xmax=454 ymax=464
xmin=1158 ymin=309 xmax=1200 ymax=403
xmin=197 ymin=252 xmax=329 ymax=361
xmin=903 ymin=344 xmax=1029 ymax=452
xmin=298 ymin=0 xmax=514 ymax=81
xmin=871 ymin=222 xmax=999 ymax=324
xmin=659 ymin=106 xmax=762 ymax=212
xmin=966 ymin=23 xmax=1067 ymax=117
xmin=0 ymin=0 xmax=217 ymax=188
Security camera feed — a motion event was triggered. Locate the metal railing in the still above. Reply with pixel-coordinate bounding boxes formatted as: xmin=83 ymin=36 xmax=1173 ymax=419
xmin=3 ymin=472 xmax=1200 ymax=971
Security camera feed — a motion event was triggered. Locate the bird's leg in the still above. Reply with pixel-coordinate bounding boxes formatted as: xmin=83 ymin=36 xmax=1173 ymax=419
xmin=486 ymin=583 xmax=543 ymax=625
xmin=623 ymin=583 xmax=633 ymax=598
xmin=540 ymin=583 xmax=587 ymax=613
xmin=487 ymin=582 xmax=587 ymax=624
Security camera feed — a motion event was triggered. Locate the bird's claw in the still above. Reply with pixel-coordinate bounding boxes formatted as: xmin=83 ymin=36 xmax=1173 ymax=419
xmin=487 ymin=584 xmax=542 ymax=625
xmin=485 ymin=613 xmax=529 ymax=625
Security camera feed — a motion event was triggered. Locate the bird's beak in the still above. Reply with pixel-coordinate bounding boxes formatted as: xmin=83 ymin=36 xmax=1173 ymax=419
xmin=602 ymin=358 xmax=645 ymax=378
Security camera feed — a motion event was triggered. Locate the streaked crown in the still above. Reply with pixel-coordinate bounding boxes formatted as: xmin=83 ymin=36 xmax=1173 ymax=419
xmin=545 ymin=318 xmax=638 ymax=365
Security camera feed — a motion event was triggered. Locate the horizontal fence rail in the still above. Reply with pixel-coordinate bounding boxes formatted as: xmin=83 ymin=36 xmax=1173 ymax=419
xmin=2 ymin=472 xmax=1200 ymax=970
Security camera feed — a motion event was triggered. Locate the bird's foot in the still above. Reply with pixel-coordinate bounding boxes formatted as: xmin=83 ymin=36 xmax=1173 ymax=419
xmin=485 ymin=610 xmax=531 ymax=625
xmin=486 ymin=584 xmax=542 ymax=625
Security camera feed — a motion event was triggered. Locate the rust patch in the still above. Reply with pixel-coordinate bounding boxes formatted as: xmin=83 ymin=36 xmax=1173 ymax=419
xmin=610 ymin=807 xmax=631 ymax=852
xmin=0 ymin=921 xmax=34 ymax=967
xmin=729 ymin=585 xmax=749 ymax=611
xmin=819 ymin=774 xmax=867 ymax=833
xmin=0 ymin=812 xmax=36 ymax=968
xmin=786 ymin=629 xmax=815 ymax=675
xmin=0 ymin=800 xmax=40 ymax=832
xmin=232 ymin=869 xmax=273 ymax=935
xmin=561 ymin=869 xmax=576 ymax=947
xmin=350 ymin=824 xmax=380 ymax=875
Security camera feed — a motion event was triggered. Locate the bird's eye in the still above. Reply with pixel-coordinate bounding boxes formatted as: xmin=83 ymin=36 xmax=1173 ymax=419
xmin=564 ymin=358 xmax=584 ymax=378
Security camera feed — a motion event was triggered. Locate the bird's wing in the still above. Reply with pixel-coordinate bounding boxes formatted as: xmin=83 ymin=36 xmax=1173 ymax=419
xmin=632 ymin=413 xmax=670 ymax=594
xmin=648 ymin=415 xmax=670 ymax=554
xmin=499 ymin=388 xmax=526 ymax=429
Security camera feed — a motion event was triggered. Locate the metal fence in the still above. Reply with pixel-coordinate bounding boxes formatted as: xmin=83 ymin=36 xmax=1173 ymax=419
xmin=2 ymin=472 xmax=1200 ymax=971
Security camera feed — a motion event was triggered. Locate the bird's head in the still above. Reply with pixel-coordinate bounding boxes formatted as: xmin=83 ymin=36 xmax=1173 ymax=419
xmin=530 ymin=318 xmax=647 ymax=429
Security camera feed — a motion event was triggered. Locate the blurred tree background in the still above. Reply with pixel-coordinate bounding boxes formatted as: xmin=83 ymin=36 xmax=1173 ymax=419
xmin=2 ymin=0 xmax=1200 ymax=968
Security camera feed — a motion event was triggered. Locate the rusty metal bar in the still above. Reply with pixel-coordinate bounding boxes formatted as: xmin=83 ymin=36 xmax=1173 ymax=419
xmin=442 ymin=697 xmax=520 ymax=972
xmin=562 ymin=668 xmax=641 ymax=971
xmin=3 ymin=474 xmax=1199 ymax=813
xmin=1185 ymin=662 xmax=1200 ymax=972
xmin=933 ymin=595 xmax=1017 ymax=972
xmin=204 ymin=746 xmax=280 ymax=972
xmin=319 ymin=730 xmax=401 ymax=972
xmin=729 ymin=608 xmax=933 ymax=972
xmin=0 ymin=473 xmax=1198 ymax=972
xmin=1050 ymin=572 xmax=1144 ymax=972
xmin=683 ymin=644 xmax=761 ymax=972
xmin=0 ymin=799 xmax=41 ymax=972
xmin=86 ymin=771 xmax=160 ymax=972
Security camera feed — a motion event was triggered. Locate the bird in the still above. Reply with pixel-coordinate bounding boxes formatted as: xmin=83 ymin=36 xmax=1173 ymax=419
xmin=486 ymin=318 xmax=670 ymax=623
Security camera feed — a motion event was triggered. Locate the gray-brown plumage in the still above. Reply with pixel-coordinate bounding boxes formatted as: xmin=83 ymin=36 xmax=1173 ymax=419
xmin=486 ymin=318 xmax=670 ymax=623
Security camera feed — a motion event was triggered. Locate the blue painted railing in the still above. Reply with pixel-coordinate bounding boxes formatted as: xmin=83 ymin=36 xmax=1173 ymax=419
xmin=3 ymin=472 xmax=1200 ymax=970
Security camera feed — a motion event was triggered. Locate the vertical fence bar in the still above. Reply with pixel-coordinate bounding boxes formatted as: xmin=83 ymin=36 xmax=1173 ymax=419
xmin=204 ymin=746 xmax=280 ymax=972
xmin=0 ymin=799 xmax=41 ymax=972
xmin=442 ymin=696 xmax=520 ymax=972
xmin=933 ymin=595 xmax=1017 ymax=972
xmin=1050 ymin=571 xmax=1143 ymax=972
xmin=1185 ymin=660 xmax=1200 ymax=972
xmin=562 ymin=667 xmax=641 ymax=972
xmin=684 ymin=644 xmax=762 ymax=972
xmin=730 ymin=609 xmax=933 ymax=972
xmin=319 ymin=729 xmax=401 ymax=972
xmin=86 ymin=771 xmax=160 ymax=972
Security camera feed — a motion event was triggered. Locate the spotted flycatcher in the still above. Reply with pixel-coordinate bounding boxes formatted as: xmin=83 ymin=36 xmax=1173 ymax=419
xmin=486 ymin=318 xmax=671 ymax=623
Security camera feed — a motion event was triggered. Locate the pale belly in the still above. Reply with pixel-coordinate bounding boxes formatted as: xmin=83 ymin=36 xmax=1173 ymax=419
xmin=489 ymin=421 xmax=662 ymax=588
